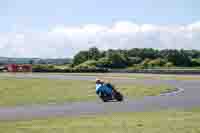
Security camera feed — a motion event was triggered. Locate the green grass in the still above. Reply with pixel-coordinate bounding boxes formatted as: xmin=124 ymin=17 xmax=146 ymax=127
xmin=53 ymin=65 xmax=71 ymax=69
xmin=1 ymin=108 xmax=200 ymax=133
xmin=0 ymin=78 xmax=170 ymax=106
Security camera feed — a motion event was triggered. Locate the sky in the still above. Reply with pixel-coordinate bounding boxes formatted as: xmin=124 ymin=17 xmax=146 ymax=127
xmin=0 ymin=0 xmax=200 ymax=58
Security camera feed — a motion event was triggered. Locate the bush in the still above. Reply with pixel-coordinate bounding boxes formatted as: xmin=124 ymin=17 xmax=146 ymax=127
xmin=148 ymin=58 xmax=166 ymax=67
xmin=32 ymin=65 xmax=62 ymax=72
xmin=32 ymin=64 xmax=109 ymax=73
xmin=96 ymin=57 xmax=112 ymax=68
xmin=191 ymin=58 xmax=200 ymax=67
xmin=128 ymin=57 xmax=142 ymax=65
xmin=130 ymin=64 xmax=145 ymax=70
xmin=140 ymin=59 xmax=151 ymax=68
xmin=165 ymin=62 xmax=174 ymax=68
xmin=72 ymin=67 xmax=108 ymax=73
xmin=74 ymin=60 xmax=98 ymax=69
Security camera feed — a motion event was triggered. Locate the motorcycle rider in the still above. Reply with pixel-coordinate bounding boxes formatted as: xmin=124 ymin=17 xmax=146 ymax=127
xmin=96 ymin=79 xmax=113 ymax=97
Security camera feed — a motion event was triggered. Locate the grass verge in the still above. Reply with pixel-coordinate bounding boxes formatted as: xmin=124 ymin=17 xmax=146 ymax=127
xmin=1 ymin=108 xmax=200 ymax=133
xmin=0 ymin=78 xmax=170 ymax=106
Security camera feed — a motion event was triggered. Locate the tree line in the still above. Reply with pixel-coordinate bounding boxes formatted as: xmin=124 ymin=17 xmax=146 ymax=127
xmin=72 ymin=47 xmax=200 ymax=69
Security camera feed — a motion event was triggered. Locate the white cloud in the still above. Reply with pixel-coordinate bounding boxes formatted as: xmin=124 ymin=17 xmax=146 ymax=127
xmin=108 ymin=21 xmax=139 ymax=33
xmin=1 ymin=21 xmax=200 ymax=58
xmin=187 ymin=22 xmax=200 ymax=31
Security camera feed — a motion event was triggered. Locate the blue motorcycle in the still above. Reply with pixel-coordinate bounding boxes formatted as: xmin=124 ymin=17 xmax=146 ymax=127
xmin=96 ymin=83 xmax=123 ymax=102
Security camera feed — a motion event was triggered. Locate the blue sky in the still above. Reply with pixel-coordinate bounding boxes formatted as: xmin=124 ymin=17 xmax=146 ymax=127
xmin=1 ymin=0 xmax=200 ymax=31
xmin=0 ymin=0 xmax=200 ymax=58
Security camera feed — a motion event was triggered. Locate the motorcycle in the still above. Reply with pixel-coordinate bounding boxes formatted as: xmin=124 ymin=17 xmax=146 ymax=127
xmin=98 ymin=84 xmax=123 ymax=102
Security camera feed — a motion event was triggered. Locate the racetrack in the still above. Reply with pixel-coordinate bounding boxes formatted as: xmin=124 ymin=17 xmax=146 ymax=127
xmin=0 ymin=73 xmax=200 ymax=121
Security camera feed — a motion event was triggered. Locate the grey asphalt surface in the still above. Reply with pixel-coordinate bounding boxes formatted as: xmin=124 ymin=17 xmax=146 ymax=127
xmin=0 ymin=73 xmax=200 ymax=121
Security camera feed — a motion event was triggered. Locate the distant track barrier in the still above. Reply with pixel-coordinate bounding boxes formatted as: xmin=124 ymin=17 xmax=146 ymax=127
xmin=109 ymin=69 xmax=200 ymax=74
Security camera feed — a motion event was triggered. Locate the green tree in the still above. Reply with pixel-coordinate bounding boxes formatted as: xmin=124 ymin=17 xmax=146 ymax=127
xmin=160 ymin=49 xmax=191 ymax=66
xmin=72 ymin=48 xmax=200 ymax=68
xmin=96 ymin=57 xmax=112 ymax=68
xmin=128 ymin=48 xmax=158 ymax=59
xmin=88 ymin=47 xmax=101 ymax=60
xmin=73 ymin=51 xmax=89 ymax=66
xmin=107 ymin=52 xmax=127 ymax=68
xmin=128 ymin=57 xmax=142 ymax=65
